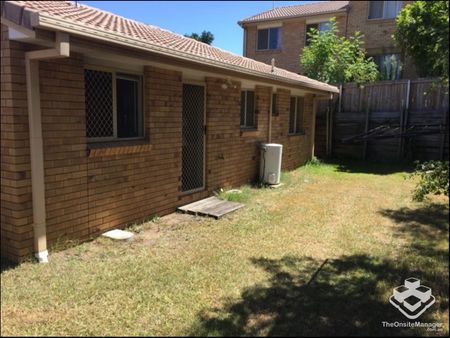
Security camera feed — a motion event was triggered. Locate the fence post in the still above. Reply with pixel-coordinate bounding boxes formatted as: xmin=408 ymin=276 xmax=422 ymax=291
xmin=329 ymin=84 xmax=342 ymax=157
xmin=403 ymin=80 xmax=411 ymax=159
xmin=325 ymin=100 xmax=330 ymax=157
xmin=440 ymin=106 xmax=448 ymax=160
xmin=363 ymin=87 xmax=370 ymax=160
xmin=398 ymin=80 xmax=410 ymax=160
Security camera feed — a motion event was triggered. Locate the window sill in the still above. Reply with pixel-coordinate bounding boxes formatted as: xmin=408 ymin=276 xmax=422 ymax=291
xmin=366 ymin=17 xmax=396 ymax=23
xmin=87 ymin=138 xmax=151 ymax=157
xmin=240 ymin=129 xmax=259 ymax=137
xmin=288 ymin=131 xmax=306 ymax=137
xmin=256 ymin=49 xmax=282 ymax=53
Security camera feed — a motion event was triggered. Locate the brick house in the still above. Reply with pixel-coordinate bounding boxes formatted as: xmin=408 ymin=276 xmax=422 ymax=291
xmin=0 ymin=1 xmax=337 ymax=263
xmin=239 ymin=1 xmax=416 ymax=79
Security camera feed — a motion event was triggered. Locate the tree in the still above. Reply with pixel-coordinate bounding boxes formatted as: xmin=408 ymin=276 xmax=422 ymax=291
xmin=184 ymin=31 xmax=214 ymax=45
xmin=300 ymin=19 xmax=379 ymax=84
xmin=394 ymin=1 xmax=449 ymax=80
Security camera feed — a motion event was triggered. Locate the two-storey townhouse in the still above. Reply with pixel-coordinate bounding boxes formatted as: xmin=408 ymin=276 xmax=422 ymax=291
xmin=239 ymin=1 xmax=416 ymax=80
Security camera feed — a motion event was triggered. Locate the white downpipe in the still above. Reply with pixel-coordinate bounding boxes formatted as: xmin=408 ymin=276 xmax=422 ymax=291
xmin=24 ymin=32 xmax=70 ymax=263
xmin=268 ymin=89 xmax=273 ymax=143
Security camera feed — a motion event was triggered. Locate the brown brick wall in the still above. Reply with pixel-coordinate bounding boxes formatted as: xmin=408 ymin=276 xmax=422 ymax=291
xmin=243 ymin=1 xmax=417 ymax=78
xmin=40 ymin=54 xmax=89 ymax=244
xmin=346 ymin=1 xmax=413 ymax=54
xmin=271 ymin=89 xmax=314 ymax=169
xmin=1 ymin=25 xmax=34 ymax=262
xmin=244 ymin=15 xmax=347 ymax=74
xmin=1 ymin=27 xmax=314 ymax=262
xmin=346 ymin=1 xmax=416 ymax=78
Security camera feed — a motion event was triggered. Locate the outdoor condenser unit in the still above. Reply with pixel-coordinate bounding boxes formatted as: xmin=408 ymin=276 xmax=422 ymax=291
xmin=260 ymin=143 xmax=283 ymax=185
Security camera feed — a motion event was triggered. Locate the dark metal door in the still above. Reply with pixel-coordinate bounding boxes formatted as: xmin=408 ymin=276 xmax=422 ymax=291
xmin=182 ymin=84 xmax=205 ymax=192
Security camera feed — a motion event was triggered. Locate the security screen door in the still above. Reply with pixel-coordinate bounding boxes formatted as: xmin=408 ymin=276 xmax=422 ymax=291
xmin=182 ymin=84 xmax=205 ymax=192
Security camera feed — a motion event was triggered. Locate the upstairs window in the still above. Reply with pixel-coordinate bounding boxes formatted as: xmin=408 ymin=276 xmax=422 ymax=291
xmin=257 ymin=27 xmax=281 ymax=50
xmin=374 ymin=53 xmax=402 ymax=80
xmin=368 ymin=1 xmax=402 ymax=19
xmin=305 ymin=22 xmax=331 ymax=46
xmin=240 ymin=90 xmax=256 ymax=129
xmin=289 ymin=96 xmax=304 ymax=134
xmin=85 ymin=69 xmax=143 ymax=141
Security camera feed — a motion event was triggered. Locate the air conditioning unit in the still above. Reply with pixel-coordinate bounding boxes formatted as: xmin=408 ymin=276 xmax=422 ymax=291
xmin=260 ymin=143 xmax=283 ymax=185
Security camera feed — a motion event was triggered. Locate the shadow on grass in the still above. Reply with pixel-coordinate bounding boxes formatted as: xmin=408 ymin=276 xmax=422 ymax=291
xmin=379 ymin=202 xmax=449 ymax=312
xmin=327 ymin=159 xmax=414 ymax=175
xmin=190 ymin=254 xmax=447 ymax=336
xmin=380 ymin=203 xmax=449 ymax=232
xmin=1 ymin=258 xmax=20 ymax=273
xmin=191 ymin=202 xmax=449 ymax=337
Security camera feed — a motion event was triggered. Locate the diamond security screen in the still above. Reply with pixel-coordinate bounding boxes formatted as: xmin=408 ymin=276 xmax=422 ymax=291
xmin=182 ymin=84 xmax=205 ymax=192
xmin=85 ymin=69 xmax=113 ymax=138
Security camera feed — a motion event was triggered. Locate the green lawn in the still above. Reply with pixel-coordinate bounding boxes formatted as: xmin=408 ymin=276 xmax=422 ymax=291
xmin=1 ymin=160 xmax=448 ymax=336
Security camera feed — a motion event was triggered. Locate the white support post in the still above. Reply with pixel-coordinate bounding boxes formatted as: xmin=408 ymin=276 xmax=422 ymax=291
xmin=311 ymin=94 xmax=318 ymax=158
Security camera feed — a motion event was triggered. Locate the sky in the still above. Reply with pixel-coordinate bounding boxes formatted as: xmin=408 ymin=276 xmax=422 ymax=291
xmin=80 ymin=1 xmax=314 ymax=55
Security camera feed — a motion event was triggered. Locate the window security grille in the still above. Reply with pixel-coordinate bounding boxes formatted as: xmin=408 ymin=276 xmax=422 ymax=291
xmin=84 ymin=69 xmax=143 ymax=140
xmin=289 ymin=96 xmax=305 ymax=134
xmin=85 ymin=69 xmax=114 ymax=138
xmin=182 ymin=84 xmax=205 ymax=192
xmin=240 ymin=90 xmax=256 ymax=128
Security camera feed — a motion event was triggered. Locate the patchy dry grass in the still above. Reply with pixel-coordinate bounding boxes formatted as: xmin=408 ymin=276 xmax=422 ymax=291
xmin=1 ymin=160 xmax=448 ymax=336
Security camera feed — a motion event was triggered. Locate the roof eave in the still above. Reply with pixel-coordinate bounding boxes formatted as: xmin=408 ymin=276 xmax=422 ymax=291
xmin=1 ymin=1 xmax=40 ymax=29
xmin=37 ymin=14 xmax=337 ymax=93
xmin=1 ymin=2 xmax=338 ymax=94
xmin=239 ymin=8 xmax=348 ymax=27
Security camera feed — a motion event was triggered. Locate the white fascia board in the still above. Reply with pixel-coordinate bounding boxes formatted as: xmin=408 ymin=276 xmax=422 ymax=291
xmin=257 ymin=22 xmax=283 ymax=29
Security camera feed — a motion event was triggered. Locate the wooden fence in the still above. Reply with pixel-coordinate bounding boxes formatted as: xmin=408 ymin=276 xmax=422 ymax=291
xmin=315 ymin=78 xmax=449 ymax=162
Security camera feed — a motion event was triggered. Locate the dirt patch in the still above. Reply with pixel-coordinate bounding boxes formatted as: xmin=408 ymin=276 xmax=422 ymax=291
xmin=159 ymin=212 xmax=198 ymax=227
xmin=138 ymin=212 xmax=199 ymax=245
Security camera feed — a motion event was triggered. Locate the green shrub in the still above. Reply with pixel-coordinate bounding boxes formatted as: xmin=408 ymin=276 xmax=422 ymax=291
xmin=306 ymin=157 xmax=323 ymax=166
xmin=411 ymin=160 xmax=449 ymax=201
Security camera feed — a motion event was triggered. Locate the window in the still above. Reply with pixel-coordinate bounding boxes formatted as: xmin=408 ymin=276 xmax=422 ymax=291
xmin=240 ymin=90 xmax=256 ymax=129
xmin=271 ymin=93 xmax=278 ymax=116
xmin=257 ymin=27 xmax=281 ymax=50
xmin=368 ymin=1 xmax=402 ymax=19
xmin=305 ymin=22 xmax=331 ymax=46
xmin=85 ymin=69 xmax=143 ymax=140
xmin=374 ymin=54 xmax=402 ymax=80
xmin=289 ymin=96 xmax=304 ymax=134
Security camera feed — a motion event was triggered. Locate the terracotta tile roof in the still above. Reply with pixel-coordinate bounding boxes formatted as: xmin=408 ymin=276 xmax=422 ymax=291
xmin=239 ymin=1 xmax=349 ymax=25
xmin=2 ymin=1 xmax=338 ymax=93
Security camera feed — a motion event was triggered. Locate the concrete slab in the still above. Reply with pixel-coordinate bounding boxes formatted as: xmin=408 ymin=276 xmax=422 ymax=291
xmin=102 ymin=229 xmax=135 ymax=240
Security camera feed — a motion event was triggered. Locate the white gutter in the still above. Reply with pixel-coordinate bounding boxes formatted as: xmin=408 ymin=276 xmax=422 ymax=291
xmin=238 ymin=8 xmax=349 ymax=26
xmin=35 ymin=14 xmax=338 ymax=94
xmin=24 ymin=32 xmax=70 ymax=263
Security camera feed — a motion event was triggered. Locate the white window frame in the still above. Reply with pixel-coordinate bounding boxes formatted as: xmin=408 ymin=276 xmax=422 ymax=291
xmin=240 ymin=89 xmax=256 ymax=129
xmin=368 ymin=1 xmax=402 ymax=20
xmin=85 ymin=65 xmax=144 ymax=142
xmin=256 ymin=26 xmax=281 ymax=51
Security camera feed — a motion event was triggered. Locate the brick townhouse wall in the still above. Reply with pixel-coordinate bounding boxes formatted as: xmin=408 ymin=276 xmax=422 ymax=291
xmin=1 ymin=25 xmax=34 ymax=261
xmin=243 ymin=1 xmax=417 ymax=78
xmin=244 ymin=15 xmax=348 ymax=74
xmin=1 ymin=25 xmax=315 ymax=262
xmin=345 ymin=0 xmax=416 ymax=79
